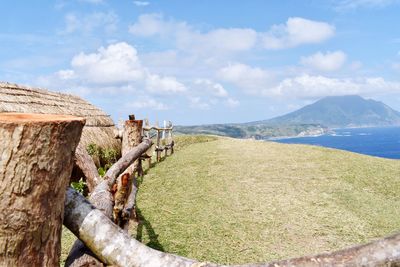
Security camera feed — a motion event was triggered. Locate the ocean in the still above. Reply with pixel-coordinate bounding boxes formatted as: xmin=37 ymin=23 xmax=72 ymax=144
xmin=274 ymin=127 xmax=400 ymax=160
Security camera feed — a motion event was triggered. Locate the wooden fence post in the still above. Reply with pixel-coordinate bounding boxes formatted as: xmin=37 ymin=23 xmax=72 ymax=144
xmin=0 ymin=113 xmax=84 ymax=266
xmin=164 ymin=144 xmax=168 ymax=157
xmin=116 ymin=115 xmax=143 ymax=230
xmin=156 ymin=129 xmax=162 ymax=162
xmin=122 ymin=115 xmax=143 ymax=177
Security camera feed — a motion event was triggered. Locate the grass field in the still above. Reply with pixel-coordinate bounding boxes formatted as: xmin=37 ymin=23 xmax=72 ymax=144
xmin=61 ymin=135 xmax=400 ymax=265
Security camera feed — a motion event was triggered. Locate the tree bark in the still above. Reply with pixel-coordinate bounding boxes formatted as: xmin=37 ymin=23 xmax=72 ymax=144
xmin=66 ymin=138 xmax=152 ymax=267
xmin=74 ymin=145 xmax=102 ymax=192
xmin=64 ymin=186 xmax=400 ymax=267
xmin=64 ymin=187 xmax=201 ymax=267
xmin=156 ymin=130 xmax=162 ymax=162
xmin=119 ymin=119 xmax=143 ymax=229
xmin=103 ymin=138 xmax=152 ymax=189
xmin=0 ymin=113 xmax=84 ymax=267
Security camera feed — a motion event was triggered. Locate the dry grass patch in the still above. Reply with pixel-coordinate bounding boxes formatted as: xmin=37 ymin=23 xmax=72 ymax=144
xmin=61 ymin=135 xmax=400 ymax=265
xmin=134 ymin=136 xmax=400 ymax=264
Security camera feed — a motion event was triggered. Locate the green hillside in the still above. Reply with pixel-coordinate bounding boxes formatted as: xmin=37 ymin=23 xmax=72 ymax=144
xmin=175 ymin=123 xmax=327 ymax=140
xmin=133 ymin=135 xmax=400 ymax=264
xmin=61 ymin=135 xmax=400 ymax=265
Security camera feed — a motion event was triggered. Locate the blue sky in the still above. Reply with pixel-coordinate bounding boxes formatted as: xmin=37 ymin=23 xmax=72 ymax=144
xmin=1 ymin=0 xmax=400 ymax=125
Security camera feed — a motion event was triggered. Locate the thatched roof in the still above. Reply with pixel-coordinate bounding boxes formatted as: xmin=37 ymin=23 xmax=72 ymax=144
xmin=0 ymin=82 xmax=120 ymax=151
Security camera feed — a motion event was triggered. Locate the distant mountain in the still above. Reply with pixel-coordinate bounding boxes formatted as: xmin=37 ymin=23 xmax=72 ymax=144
xmin=263 ymin=95 xmax=400 ymax=128
xmin=175 ymin=95 xmax=400 ymax=139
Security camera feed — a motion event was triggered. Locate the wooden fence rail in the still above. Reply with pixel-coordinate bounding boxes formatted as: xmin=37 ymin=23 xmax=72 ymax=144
xmin=143 ymin=118 xmax=174 ymax=162
xmin=114 ymin=116 xmax=175 ymax=169
xmin=63 ymin=192 xmax=400 ymax=267
xmin=2 ymin=112 xmax=400 ymax=267
xmin=66 ymin=114 xmax=176 ymax=266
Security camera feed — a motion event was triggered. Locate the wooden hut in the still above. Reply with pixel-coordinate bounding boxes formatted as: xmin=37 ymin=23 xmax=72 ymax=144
xmin=0 ymin=82 xmax=120 ymax=152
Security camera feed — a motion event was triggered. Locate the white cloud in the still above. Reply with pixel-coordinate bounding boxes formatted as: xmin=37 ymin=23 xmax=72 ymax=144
xmin=62 ymin=11 xmax=118 ymax=34
xmin=177 ymin=28 xmax=257 ymax=53
xmin=186 ymin=79 xmax=239 ymax=110
xmin=128 ymin=98 xmax=169 ymax=110
xmin=128 ymin=14 xmax=336 ymax=93
xmin=131 ymin=14 xmax=334 ymax=52
xmin=129 ymin=13 xmax=257 ymax=53
xmin=128 ymin=13 xmax=185 ymax=37
xmin=217 ymin=63 xmax=271 ymax=93
xmin=262 ymin=17 xmax=335 ymax=49
xmin=335 ymin=0 xmax=398 ymax=10
xmin=194 ymin=79 xmax=228 ymax=97
xmin=79 ymin=0 xmax=103 ymax=3
xmin=40 ymin=42 xmax=187 ymax=98
xmin=146 ymin=74 xmax=186 ymax=94
xmin=133 ymin=1 xmax=150 ymax=6
xmin=226 ymin=98 xmax=240 ymax=108
xmin=56 ymin=69 xmax=75 ymax=80
xmin=301 ymin=51 xmax=347 ymax=72
xmin=189 ymin=97 xmax=211 ymax=110
xmin=267 ymin=74 xmax=400 ymax=99
xmin=70 ymin=42 xmax=144 ymax=84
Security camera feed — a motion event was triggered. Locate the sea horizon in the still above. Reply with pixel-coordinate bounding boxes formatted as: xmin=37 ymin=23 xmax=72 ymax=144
xmin=274 ymin=126 xmax=400 ymax=160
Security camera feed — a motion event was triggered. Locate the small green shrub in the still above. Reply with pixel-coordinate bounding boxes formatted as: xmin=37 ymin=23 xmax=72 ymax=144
xmin=86 ymin=143 xmax=100 ymax=157
xmin=102 ymin=148 xmax=118 ymax=165
xmin=71 ymin=178 xmax=86 ymax=193
xmin=98 ymin=167 xmax=106 ymax=177
xmin=86 ymin=143 xmax=120 ymax=172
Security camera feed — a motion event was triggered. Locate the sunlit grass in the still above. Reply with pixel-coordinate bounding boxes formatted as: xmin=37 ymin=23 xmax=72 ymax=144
xmin=61 ymin=135 xmax=400 ymax=265
xmin=133 ymin=135 xmax=400 ymax=264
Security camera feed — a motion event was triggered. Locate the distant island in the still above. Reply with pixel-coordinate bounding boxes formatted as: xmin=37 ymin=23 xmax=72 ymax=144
xmin=175 ymin=95 xmax=400 ymax=139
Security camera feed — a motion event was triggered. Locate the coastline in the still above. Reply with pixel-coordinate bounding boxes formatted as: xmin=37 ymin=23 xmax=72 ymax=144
xmin=272 ymin=125 xmax=400 ymax=141
xmin=273 ymin=126 xmax=400 ymax=160
xmin=268 ymin=127 xmax=329 ymax=141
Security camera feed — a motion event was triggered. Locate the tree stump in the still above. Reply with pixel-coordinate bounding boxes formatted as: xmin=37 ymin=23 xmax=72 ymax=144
xmin=0 ymin=113 xmax=85 ymax=266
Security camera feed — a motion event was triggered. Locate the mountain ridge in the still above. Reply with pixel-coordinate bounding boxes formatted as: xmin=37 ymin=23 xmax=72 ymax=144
xmin=263 ymin=95 xmax=400 ymax=128
xmin=175 ymin=95 xmax=400 ymax=139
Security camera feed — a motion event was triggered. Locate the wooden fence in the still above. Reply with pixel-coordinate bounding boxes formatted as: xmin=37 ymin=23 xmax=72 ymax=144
xmin=143 ymin=118 xmax=174 ymax=162
xmin=114 ymin=114 xmax=175 ymax=173
xmin=1 ymin=112 xmax=400 ymax=267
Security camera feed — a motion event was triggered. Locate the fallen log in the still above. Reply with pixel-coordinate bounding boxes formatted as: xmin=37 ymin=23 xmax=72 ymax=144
xmin=65 ymin=138 xmax=153 ymax=267
xmin=64 ymin=187 xmax=200 ymax=267
xmin=64 ymin=186 xmax=400 ymax=267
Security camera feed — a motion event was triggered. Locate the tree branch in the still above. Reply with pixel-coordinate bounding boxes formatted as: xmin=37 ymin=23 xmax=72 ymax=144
xmin=74 ymin=146 xmax=101 ymax=192
xmin=65 ymin=138 xmax=152 ymax=267
xmin=64 ymin=186 xmax=400 ymax=267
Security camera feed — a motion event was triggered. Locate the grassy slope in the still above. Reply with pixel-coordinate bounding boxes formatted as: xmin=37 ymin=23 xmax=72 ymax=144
xmin=134 ymin=135 xmax=400 ymax=265
xmin=61 ymin=135 xmax=400 ymax=265
xmin=175 ymin=123 xmax=326 ymax=139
